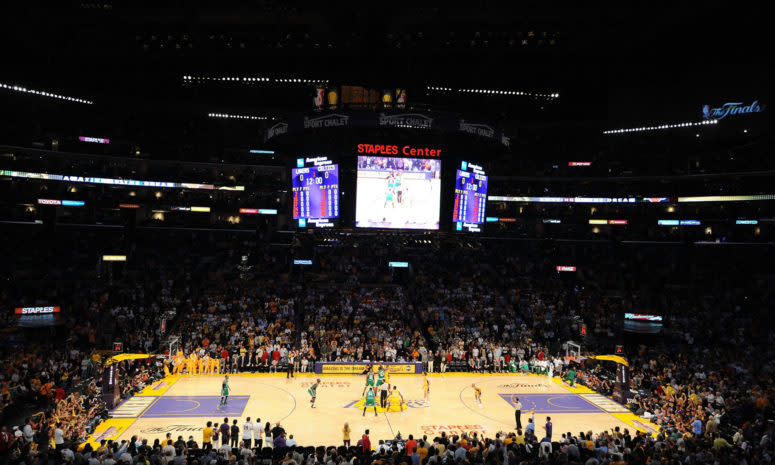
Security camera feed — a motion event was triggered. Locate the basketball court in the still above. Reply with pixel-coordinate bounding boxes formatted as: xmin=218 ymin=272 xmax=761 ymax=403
xmin=85 ymin=373 xmax=658 ymax=448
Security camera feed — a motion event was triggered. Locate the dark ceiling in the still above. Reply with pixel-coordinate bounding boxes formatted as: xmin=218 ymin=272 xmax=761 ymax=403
xmin=0 ymin=3 xmax=770 ymax=158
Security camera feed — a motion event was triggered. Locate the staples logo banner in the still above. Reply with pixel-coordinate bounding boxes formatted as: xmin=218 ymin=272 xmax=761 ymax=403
xmin=15 ymin=306 xmax=61 ymax=315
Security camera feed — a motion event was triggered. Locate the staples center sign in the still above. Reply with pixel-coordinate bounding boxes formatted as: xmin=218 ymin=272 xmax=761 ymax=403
xmin=356 ymin=143 xmax=442 ymax=157
xmin=15 ymin=306 xmax=61 ymax=315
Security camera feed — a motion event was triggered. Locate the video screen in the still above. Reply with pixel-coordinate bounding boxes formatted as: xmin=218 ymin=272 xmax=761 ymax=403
xmin=292 ymin=164 xmax=339 ymax=220
xmin=355 ymin=156 xmax=441 ymax=229
xmin=452 ymin=169 xmax=488 ymax=224
xmin=623 ymin=313 xmax=663 ymax=334
xmin=14 ymin=306 xmax=63 ymax=328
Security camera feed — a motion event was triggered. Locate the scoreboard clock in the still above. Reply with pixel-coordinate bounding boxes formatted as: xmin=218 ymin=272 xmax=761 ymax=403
xmin=292 ymin=157 xmax=339 ymax=228
xmin=453 ymin=161 xmax=488 ymax=232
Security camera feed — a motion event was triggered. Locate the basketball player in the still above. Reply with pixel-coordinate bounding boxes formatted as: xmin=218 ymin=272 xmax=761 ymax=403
xmin=173 ymin=353 xmax=183 ymax=375
xmin=377 ymin=366 xmax=386 ymax=387
xmin=545 ymin=363 xmax=554 ymax=389
xmin=423 ymin=373 xmax=430 ymax=406
xmin=361 ymin=363 xmax=374 ymax=375
xmin=362 ymin=386 xmax=378 ymax=417
xmin=383 ymin=173 xmax=396 ymax=209
xmin=308 ymin=378 xmax=320 ymax=408
xmin=186 ymin=354 xmax=195 ymax=375
xmin=365 ymin=369 xmax=376 ymax=389
xmin=189 ymin=352 xmax=198 ymax=375
xmin=388 ymin=385 xmax=406 ymax=414
xmin=220 ymin=375 xmax=230 ymax=406
xmin=472 ymin=383 xmax=482 ymax=407
xmin=395 ymin=173 xmax=403 ymax=204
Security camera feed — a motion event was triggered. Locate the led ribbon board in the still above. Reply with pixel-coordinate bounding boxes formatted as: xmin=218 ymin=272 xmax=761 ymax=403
xmin=1 ymin=170 xmax=244 ymax=191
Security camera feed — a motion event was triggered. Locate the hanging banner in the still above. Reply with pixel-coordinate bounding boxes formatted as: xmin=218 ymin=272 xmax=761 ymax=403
xmin=265 ymin=111 xmax=511 ymax=146
xmin=313 ymin=86 xmax=325 ymax=110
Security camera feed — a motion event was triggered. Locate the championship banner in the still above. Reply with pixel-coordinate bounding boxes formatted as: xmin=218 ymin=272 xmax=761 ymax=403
xmin=314 ymin=362 xmax=423 ymax=375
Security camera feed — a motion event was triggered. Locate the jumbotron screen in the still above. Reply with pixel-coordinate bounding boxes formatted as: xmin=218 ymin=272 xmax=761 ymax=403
xmin=292 ymin=164 xmax=339 ymax=220
xmin=453 ymin=162 xmax=488 ymax=232
xmin=355 ymin=156 xmax=441 ymax=229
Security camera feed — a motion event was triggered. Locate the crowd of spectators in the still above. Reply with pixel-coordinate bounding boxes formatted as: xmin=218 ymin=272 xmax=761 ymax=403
xmin=1 ymin=229 xmax=774 ymax=464
xmin=20 ymin=419 xmax=772 ymax=465
xmin=300 ymin=286 xmax=425 ymax=364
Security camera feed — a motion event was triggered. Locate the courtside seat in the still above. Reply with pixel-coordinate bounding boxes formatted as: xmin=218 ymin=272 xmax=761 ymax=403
xmin=258 ymin=447 xmax=273 ymax=465
xmin=272 ymin=446 xmax=288 ymax=460
xmin=449 ymin=361 xmax=469 ymax=372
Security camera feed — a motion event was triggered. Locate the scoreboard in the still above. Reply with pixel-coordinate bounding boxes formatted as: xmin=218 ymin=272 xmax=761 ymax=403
xmin=292 ymin=160 xmax=339 ymax=226
xmin=453 ymin=161 xmax=488 ymax=232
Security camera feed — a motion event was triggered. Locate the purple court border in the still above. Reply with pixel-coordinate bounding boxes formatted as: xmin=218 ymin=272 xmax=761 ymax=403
xmin=141 ymin=396 xmax=249 ymax=418
xmin=497 ymin=393 xmax=603 ymax=414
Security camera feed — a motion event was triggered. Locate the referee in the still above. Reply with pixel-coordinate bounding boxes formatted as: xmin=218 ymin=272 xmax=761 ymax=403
xmin=514 ymin=397 xmax=523 ymax=430
xmin=379 ymin=382 xmax=389 ymax=408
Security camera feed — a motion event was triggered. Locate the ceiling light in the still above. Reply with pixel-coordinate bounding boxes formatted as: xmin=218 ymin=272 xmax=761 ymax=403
xmin=0 ymin=81 xmax=93 ymax=104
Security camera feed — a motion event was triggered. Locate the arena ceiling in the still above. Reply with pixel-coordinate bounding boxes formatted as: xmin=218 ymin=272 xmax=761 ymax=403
xmin=0 ymin=3 xmax=770 ymax=149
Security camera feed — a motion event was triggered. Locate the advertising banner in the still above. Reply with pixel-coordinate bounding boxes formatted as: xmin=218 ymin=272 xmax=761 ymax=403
xmin=314 ymin=362 xmax=423 ymax=375
xmin=265 ymin=111 xmax=511 ymax=146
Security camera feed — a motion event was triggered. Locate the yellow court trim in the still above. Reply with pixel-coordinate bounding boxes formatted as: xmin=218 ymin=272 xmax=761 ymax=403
xmin=587 ymin=355 xmax=629 ymax=367
xmin=137 ymin=374 xmax=181 ymax=396
xmin=106 ymin=354 xmax=154 ymax=365
xmin=81 ymin=418 xmax=137 ymax=449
